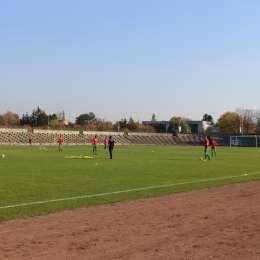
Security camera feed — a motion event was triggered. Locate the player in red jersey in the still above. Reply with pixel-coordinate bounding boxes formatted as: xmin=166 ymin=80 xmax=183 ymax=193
xmin=204 ymin=136 xmax=211 ymax=161
xmin=104 ymin=136 xmax=108 ymax=149
xmin=29 ymin=137 xmax=33 ymax=148
xmin=211 ymin=138 xmax=217 ymax=156
xmin=92 ymin=135 xmax=98 ymax=155
xmin=58 ymin=135 xmax=64 ymax=151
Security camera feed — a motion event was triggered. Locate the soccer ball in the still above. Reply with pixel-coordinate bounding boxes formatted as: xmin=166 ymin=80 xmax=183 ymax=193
xmin=1 ymin=154 xmax=5 ymax=158
xmin=152 ymin=151 xmax=154 ymax=153
xmin=200 ymin=157 xmax=203 ymax=160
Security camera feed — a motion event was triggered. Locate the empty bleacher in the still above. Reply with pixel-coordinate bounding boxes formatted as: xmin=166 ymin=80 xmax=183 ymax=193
xmin=0 ymin=129 xmax=231 ymax=146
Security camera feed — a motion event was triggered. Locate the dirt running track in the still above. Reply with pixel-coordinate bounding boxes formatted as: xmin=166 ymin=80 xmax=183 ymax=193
xmin=0 ymin=181 xmax=260 ymax=260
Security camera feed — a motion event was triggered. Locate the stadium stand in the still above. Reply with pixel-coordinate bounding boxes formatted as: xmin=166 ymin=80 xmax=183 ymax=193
xmin=0 ymin=129 xmax=231 ymax=146
xmin=172 ymin=136 xmax=181 ymax=145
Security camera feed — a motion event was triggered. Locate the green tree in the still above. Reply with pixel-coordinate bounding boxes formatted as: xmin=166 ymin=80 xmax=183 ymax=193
xmin=31 ymin=106 xmax=48 ymax=127
xmin=50 ymin=113 xmax=57 ymax=120
xmin=49 ymin=119 xmax=59 ymax=128
xmin=169 ymin=117 xmax=191 ymax=134
xmin=202 ymin=113 xmax=213 ymax=123
xmin=20 ymin=112 xmax=32 ymax=126
xmin=75 ymin=112 xmax=96 ymax=126
xmin=20 ymin=108 xmax=60 ymax=128
xmin=126 ymin=118 xmax=154 ymax=132
xmin=114 ymin=118 xmax=128 ymax=132
xmin=127 ymin=117 xmax=139 ymax=131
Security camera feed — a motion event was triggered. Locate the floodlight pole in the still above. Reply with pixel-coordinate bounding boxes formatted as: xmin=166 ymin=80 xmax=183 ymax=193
xmin=116 ymin=113 xmax=120 ymax=132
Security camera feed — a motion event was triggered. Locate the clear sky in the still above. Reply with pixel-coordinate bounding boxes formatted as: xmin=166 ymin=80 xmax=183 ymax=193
xmin=1 ymin=0 xmax=260 ymax=124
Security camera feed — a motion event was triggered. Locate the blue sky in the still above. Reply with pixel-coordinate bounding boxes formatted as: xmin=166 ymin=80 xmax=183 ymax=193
xmin=1 ymin=0 xmax=260 ymax=123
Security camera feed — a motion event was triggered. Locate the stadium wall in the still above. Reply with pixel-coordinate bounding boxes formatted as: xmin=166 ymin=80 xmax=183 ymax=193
xmin=0 ymin=128 xmax=27 ymax=133
xmin=33 ymin=129 xmax=79 ymax=134
xmin=0 ymin=129 xmax=231 ymax=146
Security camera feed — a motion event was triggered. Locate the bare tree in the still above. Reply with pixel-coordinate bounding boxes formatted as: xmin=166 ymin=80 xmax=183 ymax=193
xmin=1 ymin=111 xmax=20 ymax=126
xmin=235 ymin=108 xmax=255 ymax=134
xmin=243 ymin=109 xmax=254 ymax=134
xmin=253 ymin=109 xmax=260 ymax=134
xmin=56 ymin=111 xmax=64 ymax=121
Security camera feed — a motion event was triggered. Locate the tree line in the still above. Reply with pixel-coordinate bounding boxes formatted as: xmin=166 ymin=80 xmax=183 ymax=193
xmin=216 ymin=108 xmax=260 ymax=134
xmin=0 ymin=107 xmax=155 ymax=133
xmin=1 ymin=107 xmax=260 ymax=134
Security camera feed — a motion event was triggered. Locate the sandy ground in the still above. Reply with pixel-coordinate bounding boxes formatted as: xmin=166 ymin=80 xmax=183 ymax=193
xmin=0 ymin=181 xmax=260 ymax=260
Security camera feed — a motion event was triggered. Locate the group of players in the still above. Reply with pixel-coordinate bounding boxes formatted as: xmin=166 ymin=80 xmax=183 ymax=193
xmin=29 ymin=135 xmax=215 ymax=161
xmin=204 ymin=136 xmax=217 ymax=161
xmin=91 ymin=135 xmax=115 ymax=159
xmin=28 ymin=135 xmax=115 ymax=159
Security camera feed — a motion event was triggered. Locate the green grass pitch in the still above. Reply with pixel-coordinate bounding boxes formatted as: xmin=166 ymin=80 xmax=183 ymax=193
xmin=0 ymin=145 xmax=260 ymax=221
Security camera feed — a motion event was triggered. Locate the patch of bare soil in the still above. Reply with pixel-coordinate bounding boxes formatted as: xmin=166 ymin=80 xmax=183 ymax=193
xmin=0 ymin=181 xmax=260 ymax=260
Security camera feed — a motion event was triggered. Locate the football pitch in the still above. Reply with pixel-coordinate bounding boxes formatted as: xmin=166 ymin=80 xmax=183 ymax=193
xmin=1 ymin=145 xmax=260 ymax=222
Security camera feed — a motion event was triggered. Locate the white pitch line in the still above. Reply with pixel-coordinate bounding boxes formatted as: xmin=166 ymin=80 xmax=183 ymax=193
xmin=0 ymin=174 xmax=255 ymax=210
